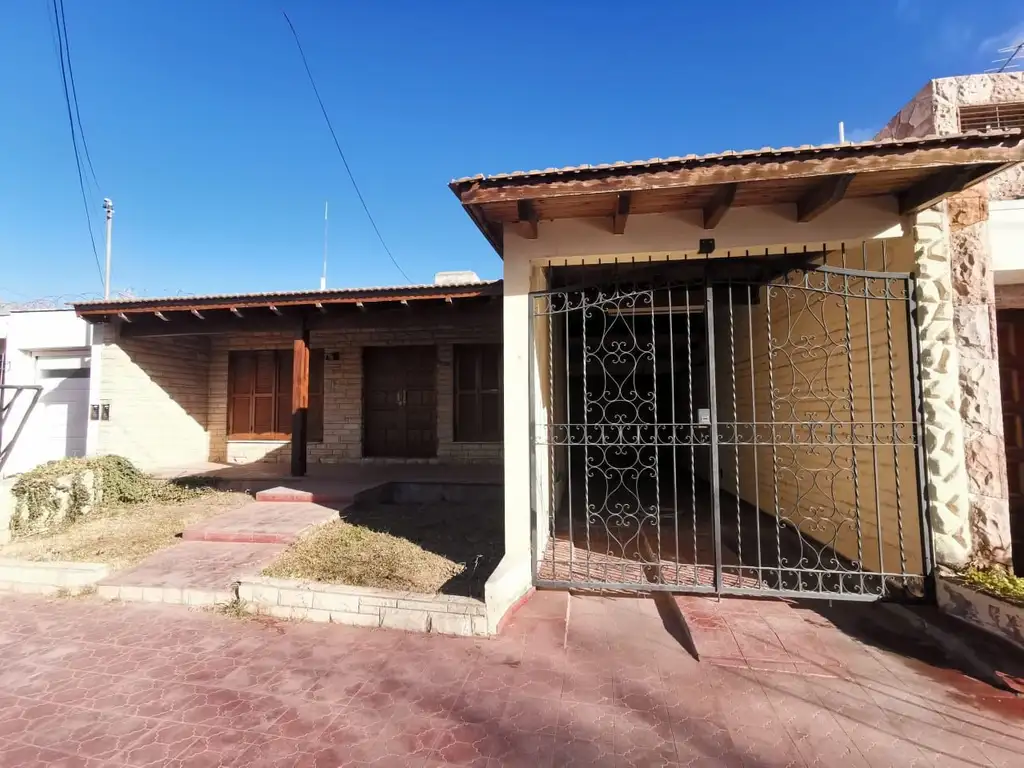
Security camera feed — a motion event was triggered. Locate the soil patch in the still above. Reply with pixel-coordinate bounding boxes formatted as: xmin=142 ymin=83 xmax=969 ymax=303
xmin=263 ymin=500 xmax=503 ymax=597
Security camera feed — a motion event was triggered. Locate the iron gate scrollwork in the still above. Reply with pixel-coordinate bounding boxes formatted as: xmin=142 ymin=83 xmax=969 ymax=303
xmin=529 ymin=254 xmax=931 ymax=601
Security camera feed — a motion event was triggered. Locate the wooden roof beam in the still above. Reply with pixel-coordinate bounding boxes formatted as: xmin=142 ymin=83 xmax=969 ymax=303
xmin=897 ymin=164 xmax=990 ymax=214
xmin=154 ymin=311 xmax=169 ymax=322
xmin=230 ymin=307 xmax=243 ymax=318
xmin=702 ymin=183 xmax=737 ymax=229
xmin=191 ymin=309 xmax=205 ymax=320
xmin=612 ymin=193 xmax=631 ymax=235
xmin=796 ymin=174 xmax=854 ymax=222
xmin=517 ymin=200 xmax=538 ymax=239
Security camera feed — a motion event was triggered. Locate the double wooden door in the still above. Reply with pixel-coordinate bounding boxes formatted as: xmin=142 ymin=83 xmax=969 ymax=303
xmin=363 ymin=346 xmax=437 ymax=458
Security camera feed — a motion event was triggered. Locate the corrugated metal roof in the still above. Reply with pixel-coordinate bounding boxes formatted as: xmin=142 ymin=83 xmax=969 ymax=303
xmin=450 ymin=129 xmax=1023 ymax=186
xmin=72 ymin=279 xmax=501 ymax=311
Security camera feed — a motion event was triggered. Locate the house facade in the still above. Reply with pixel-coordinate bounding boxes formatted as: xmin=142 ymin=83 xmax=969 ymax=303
xmin=449 ymin=119 xmax=1023 ymax=620
xmin=70 ymin=74 xmax=1024 ymax=627
xmin=75 ymin=280 xmax=503 ymax=474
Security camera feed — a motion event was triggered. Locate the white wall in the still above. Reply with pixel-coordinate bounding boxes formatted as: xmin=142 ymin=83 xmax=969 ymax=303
xmin=1 ymin=310 xmax=93 ymax=477
xmin=992 ymin=200 xmax=1024 ymax=285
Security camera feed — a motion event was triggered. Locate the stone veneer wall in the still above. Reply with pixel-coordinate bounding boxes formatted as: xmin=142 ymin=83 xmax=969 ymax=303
xmin=207 ymin=312 xmax=503 ymax=466
xmin=876 ymin=73 xmax=1024 ymax=566
xmin=913 ymin=209 xmax=973 ymax=566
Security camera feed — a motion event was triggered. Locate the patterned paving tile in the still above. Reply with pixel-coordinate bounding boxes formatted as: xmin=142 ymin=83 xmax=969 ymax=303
xmin=0 ymin=591 xmax=1020 ymax=767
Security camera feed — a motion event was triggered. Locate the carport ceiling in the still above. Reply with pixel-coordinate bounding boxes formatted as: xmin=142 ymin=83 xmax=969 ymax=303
xmin=450 ymin=130 xmax=1024 ymax=255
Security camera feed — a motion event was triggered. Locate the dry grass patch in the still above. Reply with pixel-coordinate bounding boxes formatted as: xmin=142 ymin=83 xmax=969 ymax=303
xmin=263 ymin=520 xmax=464 ymax=594
xmin=0 ymin=491 xmax=250 ymax=570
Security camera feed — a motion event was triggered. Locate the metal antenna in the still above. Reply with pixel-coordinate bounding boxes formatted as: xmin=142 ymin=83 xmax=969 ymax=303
xmin=986 ymin=40 xmax=1024 ymax=73
xmin=321 ymin=200 xmax=328 ymax=290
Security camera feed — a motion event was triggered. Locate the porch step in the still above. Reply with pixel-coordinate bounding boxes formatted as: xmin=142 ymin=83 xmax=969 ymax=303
xmin=181 ymin=501 xmax=340 ymax=545
xmin=254 ymin=485 xmax=354 ymax=504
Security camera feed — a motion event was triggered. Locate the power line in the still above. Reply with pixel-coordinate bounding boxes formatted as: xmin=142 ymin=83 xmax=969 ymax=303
xmin=51 ymin=0 xmax=103 ymax=286
xmin=57 ymin=0 xmax=100 ymax=190
xmin=282 ymin=11 xmax=411 ymax=283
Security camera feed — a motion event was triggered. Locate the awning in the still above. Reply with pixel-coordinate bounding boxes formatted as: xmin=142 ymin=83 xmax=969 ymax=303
xmin=449 ymin=131 xmax=1024 ymax=255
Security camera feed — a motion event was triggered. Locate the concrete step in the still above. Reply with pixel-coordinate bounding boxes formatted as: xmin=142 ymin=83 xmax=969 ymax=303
xmin=254 ymin=485 xmax=353 ymax=504
xmin=181 ymin=500 xmax=340 ymax=545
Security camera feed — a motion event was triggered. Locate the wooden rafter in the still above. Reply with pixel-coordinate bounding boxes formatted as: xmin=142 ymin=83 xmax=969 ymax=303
xmin=230 ymin=307 xmax=243 ymax=318
xmin=897 ymin=164 xmax=991 ymax=214
xmin=191 ymin=309 xmax=205 ymax=320
xmin=517 ymin=200 xmax=538 ymax=239
xmin=612 ymin=193 xmax=631 ymax=235
xmin=701 ymin=183 xmax=737 ymax=229
xmin=154 ymin=311 xmax=169 ymax=322
xmin=796 ymin=174 xmax=854 ymax=222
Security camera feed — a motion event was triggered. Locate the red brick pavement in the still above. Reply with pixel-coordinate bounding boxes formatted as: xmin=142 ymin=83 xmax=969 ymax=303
xmin=0 ymin=591 xmax=1021 ymax=767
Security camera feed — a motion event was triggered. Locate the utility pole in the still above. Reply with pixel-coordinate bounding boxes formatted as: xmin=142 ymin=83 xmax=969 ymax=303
xmin=103 ymin=198 xmax=114 ymax=299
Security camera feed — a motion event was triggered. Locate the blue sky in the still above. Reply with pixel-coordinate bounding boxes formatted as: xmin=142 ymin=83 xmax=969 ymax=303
xmin=1 ymin=0 xmax=1022 ymax=303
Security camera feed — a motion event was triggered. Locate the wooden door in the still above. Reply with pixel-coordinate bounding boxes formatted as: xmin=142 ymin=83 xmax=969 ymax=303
xmin=363 ymin=346 xmax=437 ymax=458
xmin=998 ymin=310 xmax=1024 ymax=575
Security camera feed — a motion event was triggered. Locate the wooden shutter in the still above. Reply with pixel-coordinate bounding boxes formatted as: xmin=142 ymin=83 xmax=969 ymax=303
xmin=454 ymin=344 xmax=502 ymax=442
xmin=228 ymin=352 xmax=255 ymax=437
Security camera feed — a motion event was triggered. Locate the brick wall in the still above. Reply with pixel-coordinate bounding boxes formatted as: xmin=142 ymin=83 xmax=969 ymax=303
xmin=207 ymin=309 xmax=503 ymax=466
xmin=97 ymin=333 xmax=212 ymax=470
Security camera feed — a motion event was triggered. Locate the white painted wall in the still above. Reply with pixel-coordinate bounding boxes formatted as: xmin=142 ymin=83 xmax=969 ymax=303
xmin=992 ymin=200 xmax=1024 ymax=285
xmin=1 ymin=310 xmax=93 ymax=477
xmin=497 ymin=198 xmax=909 ymax=603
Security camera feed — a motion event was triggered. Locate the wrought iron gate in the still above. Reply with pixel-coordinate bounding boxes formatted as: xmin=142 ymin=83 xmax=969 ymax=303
xmin=529 ymin=256 xmax=932 ymax=601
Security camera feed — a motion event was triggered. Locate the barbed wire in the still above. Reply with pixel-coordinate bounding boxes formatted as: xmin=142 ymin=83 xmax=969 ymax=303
xmin=0 ymin=289 xmax=137 ymax=312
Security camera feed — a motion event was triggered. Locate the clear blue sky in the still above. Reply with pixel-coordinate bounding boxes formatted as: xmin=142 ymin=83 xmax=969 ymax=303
xmin=1 ymin=0 xmax=1022 ymax=303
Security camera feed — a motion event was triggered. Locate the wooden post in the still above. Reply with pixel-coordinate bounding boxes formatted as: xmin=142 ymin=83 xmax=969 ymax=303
xmin=291 ymin=323 xmax=310 ymax=477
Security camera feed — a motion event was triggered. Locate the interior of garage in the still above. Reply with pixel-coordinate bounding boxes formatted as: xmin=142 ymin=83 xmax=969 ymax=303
xmin=533 ymin=242 xmax=926 ymax=599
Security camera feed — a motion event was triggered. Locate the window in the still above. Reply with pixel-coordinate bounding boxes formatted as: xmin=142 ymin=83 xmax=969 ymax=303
xmin=228 ymin=349 xmax=324 ymax=441
xmin=958 ymin=102 xmax=1024 ymax=132
xmin=454 ymin=344 xmax=502 ymax=442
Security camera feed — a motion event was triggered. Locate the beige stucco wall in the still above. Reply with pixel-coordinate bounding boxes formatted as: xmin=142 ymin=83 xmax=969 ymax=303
xmin=501 ymin=200 xmax=913 ymax=591
xmin=94 ymin=332 xmax=212 ymax=470
xmin=207 ymin=318 xmax=504 ymax=466
xmin=712 ymin=238 xmax=924 ymax=576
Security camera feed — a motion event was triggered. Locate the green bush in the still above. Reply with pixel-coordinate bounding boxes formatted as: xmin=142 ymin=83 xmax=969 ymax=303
xmin=9 ymin=455 xmax=215 ymax=536
xmin=960 ymin=565 xmax=1024 ymax=605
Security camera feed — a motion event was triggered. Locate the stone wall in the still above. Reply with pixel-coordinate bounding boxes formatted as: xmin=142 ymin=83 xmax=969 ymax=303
xmin=913 ymin=209 xmax=973 ymax=566
xmin=878 ymin=73 xmax=1023 ymax=566
xmin=949 ymin=191 xmax=1013 ymax=564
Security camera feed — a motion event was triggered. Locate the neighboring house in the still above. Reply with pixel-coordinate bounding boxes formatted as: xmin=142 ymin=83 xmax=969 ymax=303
xmin=72 ymin=74 xmax=1024 ymax=624
xmin=875 ymin=72 xmax=1024 ymax=575
xmin=72 ymin=276 xmax=503 ymax=474
xmin=0 ymin=309 xmax=93 ymax=478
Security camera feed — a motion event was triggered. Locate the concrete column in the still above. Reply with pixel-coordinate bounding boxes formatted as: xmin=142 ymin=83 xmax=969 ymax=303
xmin=483 ymin=254 xmax=535 ymax=631
xmin=913 ymin=207 xmax=972 ymax=567
xmin=948 ymin=188 xmax=1014 ymax=565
